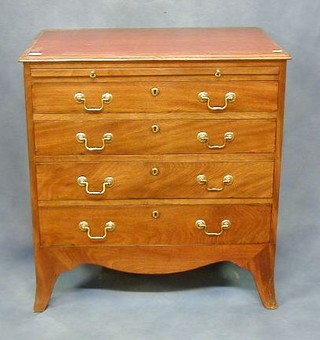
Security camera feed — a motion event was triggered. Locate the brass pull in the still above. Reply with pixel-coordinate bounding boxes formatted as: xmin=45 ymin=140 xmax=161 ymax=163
xmin=74 ymin=92 xmax=113 ymax=112
xmin=77 ymin=176 xmax=114 ymax=195
xmin=197 ymin=174 xmax=233 ymax=191
xmin=89 ymin=70 xmax=97 ymax=79
xmin=79 ymin=220 xmax=116 ymax=240
xmin=76 ymin=132 xmax=113 ymax=151
xmin=198 ymin=91 xmax=236 ymax=111
xmin=197 ymin=131 xmax=234 ymax=149
xmin=195 ymin=219 xmax=231 ymax=236
xmin=214 ymin=69 xmax=222 ymax=78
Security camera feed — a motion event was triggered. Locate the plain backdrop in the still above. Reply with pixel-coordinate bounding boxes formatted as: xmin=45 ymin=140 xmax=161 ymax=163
xmin=0 ymin=1 xmax=319 ymax=339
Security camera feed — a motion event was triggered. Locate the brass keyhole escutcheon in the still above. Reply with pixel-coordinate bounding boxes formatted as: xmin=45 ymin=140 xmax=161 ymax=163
xmin=151 ymin=87 xmax=160 ymax=96
xmin=90 ymin=70 xmax=97 ymax=79
xmin=151 ymin=167 xmax=159 ymax=176
xmin=152 ymin=211 xmax=160 ymax=219
xmin=151 ymin=124 xmax=160 ymax=133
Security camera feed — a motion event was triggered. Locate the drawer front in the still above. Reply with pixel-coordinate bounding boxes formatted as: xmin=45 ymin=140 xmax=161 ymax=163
xmin=39 ymin=204 xmax=271 ymax=246
xmin=34 ymin=119 xmax=276 ymax=155
xmin=31 ymin=66 xmax=280 ymax=78
xmin=36 ymin=161 xmax=274 ymax=200
xmin=32 ymin=81 xmax=278 ymax=114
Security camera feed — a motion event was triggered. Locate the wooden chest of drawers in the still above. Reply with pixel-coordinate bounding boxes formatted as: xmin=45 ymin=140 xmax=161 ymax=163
xmin=20 ymin=28 xmax=291 ymax=311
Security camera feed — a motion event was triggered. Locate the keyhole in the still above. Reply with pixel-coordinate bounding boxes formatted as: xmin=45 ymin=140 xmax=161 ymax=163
xmin=151 ymin=124 xmax=160 ymax=133
xmin=152 ymin=211 xmax=160 ymax=219
xmin=151 ymin=167 xmax=159 ymax=176
xmin=151 ymin=88 xmax=159 ymax=96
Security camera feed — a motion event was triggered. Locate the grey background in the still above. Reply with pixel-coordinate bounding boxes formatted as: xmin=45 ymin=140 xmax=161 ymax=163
xmin=0 ymin=0 xmax=319 ymax=339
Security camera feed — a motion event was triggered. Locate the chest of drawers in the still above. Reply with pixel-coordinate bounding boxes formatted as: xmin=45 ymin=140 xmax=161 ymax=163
xmin=20 ymin=28 xmax=291 ymax=311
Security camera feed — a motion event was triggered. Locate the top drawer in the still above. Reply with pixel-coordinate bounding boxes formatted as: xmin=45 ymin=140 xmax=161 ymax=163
xmin=31 ymin=66 xmax=279 ymax=114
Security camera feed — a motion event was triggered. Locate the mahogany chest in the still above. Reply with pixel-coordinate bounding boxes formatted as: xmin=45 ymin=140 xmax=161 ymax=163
xmin=19 ymin=28 xmax=291 ymax=311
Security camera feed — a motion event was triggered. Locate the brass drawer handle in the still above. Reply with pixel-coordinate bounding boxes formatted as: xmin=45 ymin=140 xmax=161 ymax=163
xmin=195 ymin=219 xmax=231 ymax=236
xmin=76 ymin=132 xmax=113 ymax=151
xmin=77 ymin=175 xmax=114 ymax=195
xmin=214 ymin=69 xmax=222 ymax=78
xmin=74 ymin=92 xmax=113 ymax=112
xmin=198 ymin=91 xmax=236 ymax=111
xmin=197 ymin=131 xmax=234 ymax=149
xmin=89 ymin=70 xmax=97 ymax=79
xmin=79 ymin=220 xmax=116 ymax=240
xmin=197 ymin=173 xmax=233 ymax=191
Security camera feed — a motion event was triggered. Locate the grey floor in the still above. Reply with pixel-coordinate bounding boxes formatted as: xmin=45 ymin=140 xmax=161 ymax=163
xmin=1 ymin=0 xmax=320 ymax=339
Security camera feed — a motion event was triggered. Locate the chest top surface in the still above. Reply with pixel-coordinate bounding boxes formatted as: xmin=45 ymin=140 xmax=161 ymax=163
xmin=19 ymin=27 xmax=291 ymax=62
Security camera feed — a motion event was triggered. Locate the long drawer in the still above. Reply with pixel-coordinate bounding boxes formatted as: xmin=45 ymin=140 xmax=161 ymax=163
xmin=32 ymin=81 xmax=278 ymax=114
xmin=34 ymin=119 xmax=276 ymax=155
xmin=36 ymin=161 xmax=274 ymax=200
xmin=39 ymin=204 xmax=272 ymax=246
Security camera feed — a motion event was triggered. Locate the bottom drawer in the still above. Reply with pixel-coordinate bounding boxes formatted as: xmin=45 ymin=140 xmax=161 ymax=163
xmin=39 ymin=204 xmax=271 ymax=246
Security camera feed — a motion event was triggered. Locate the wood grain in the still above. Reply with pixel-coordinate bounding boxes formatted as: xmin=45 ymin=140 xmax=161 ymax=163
xmin=270 ymin=61 xmax=287 ymax=244
xmin=39 ymin=204 xmax=271 ymax=246
xmin=33 ymin=244 xmax=268 ymax=311
xmin=31 ymin=66 xmax=279 ymax=78
xmin=245 ymin=244 xmax=277 ymax=309
xmin=27 ymin=60 xmax=286 ymax=70
xmin=39 ymin=198 xmax=273 ymax=206
xmin=32 ymin=80 xmax=278 ymax=114
xmin=19 ymin=28 xmax=291 ymax=62
xmin=34 ymin=119 xmax=276 ymax=155
xmin=36 ymin=161 xmax=274 ymax=200
xmin=34 ymin=153 xmax=275 ymax=163
xmin=20 ymin=28 xmax=290 ymax=311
